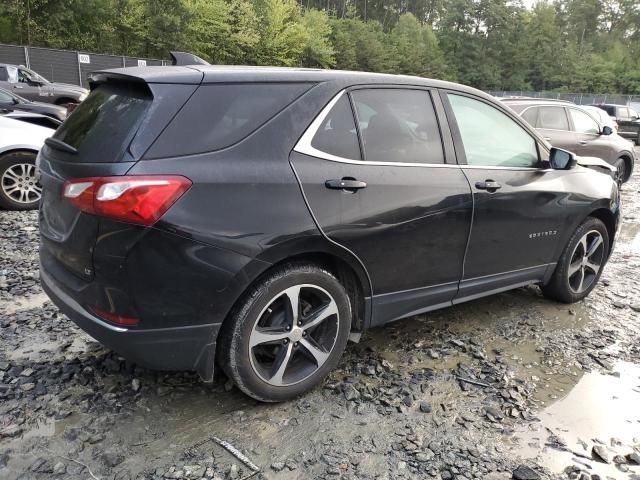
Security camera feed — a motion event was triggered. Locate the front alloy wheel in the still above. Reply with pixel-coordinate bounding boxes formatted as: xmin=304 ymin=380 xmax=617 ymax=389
xmin=542 ymin=217 xmax=609 ymax=303
xmin=218 ymin=263 xmax=351 ymax=402
xmin=567 ymin=230 xmax=605 ymax=294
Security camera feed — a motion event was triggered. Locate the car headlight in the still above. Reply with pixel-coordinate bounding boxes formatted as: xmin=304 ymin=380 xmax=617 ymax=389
xmin=78 ymin=91 xmax=88 ymax=102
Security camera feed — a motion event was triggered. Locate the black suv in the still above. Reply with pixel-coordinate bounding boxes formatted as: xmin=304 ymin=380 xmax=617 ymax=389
xmin=39 ymin=66 xmax=620 ymax=402
xmin=591 ymin=103 xmax=640 ymax=144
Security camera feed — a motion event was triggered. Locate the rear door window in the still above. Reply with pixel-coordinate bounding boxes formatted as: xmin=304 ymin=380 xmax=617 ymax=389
xmin=536 ymin=107 xmax=569 ymax=131
xmin=53 ymin=82 xmax=151 ymax=162
xmin=351 ymin=88 xmax=444 ymax=164
xmin=146 ymin=83 xmax=313 ymax=158
xmin=310 ymin=95 xmax=361 ymax=160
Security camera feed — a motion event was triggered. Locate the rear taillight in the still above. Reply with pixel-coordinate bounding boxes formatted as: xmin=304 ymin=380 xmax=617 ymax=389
xmin=63 ymin=175 xmax=191 ymax=226
xmin=91 ymin=306 xmax=139 ymax=326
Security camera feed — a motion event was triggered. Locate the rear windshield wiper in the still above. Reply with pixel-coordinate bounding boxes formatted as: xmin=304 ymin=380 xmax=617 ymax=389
xmin=45 ymin=137 xmax=78 ymax=154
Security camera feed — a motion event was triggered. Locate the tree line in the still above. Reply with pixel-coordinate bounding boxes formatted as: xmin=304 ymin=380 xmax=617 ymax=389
xmin=1 ymin=0 xmax=639 ymax=94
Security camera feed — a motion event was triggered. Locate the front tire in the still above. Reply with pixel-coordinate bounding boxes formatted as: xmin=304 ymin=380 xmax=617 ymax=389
xmin=218 ymin=263 xmax=351 ymax=402
xmin=541 ymin=217 xmax=609 ymax=303
xmin=613 ymin=157 xmax=627 ymax=184
xmin=0 ymin=151 xmax=42 ymax=210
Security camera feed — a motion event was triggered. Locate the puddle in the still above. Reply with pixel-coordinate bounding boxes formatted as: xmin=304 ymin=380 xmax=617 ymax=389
xmin=616 ymin=222 xmax=640 ymax=255
xmin=512 ymin=361 xmax=640 ymax=477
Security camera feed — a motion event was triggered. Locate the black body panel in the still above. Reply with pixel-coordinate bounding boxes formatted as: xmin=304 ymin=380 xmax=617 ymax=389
xmin=38 ymin=66 xmax=621 ymax=382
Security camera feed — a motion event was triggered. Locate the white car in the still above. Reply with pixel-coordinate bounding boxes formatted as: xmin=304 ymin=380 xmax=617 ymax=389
xmin=0 ymin=115 xmax=53 ymax=210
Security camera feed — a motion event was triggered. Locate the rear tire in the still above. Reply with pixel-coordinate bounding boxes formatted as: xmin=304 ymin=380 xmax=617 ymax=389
xmin=541 ymin=217 xmax=609 ymax=303
xmin=218 ymin=263 xmax=351 ymax=402
xmin=0 ymin=151 xmax=42 ymax=210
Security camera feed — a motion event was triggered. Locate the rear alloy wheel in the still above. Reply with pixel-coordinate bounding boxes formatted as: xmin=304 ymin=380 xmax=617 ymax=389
xmin=613 ymin=158 xmax=627 ymax=184
xmin=542 ymin=217 xmax=609 ymax=303
xmin=0 ymin=152 xmax=42 ymax=210
xmin=219 ymin=264 xmax=351 ymax=402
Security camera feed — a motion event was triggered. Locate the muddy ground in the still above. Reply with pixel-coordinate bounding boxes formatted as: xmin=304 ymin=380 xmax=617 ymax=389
xmin=1 ymin=157 xmax=640 ymax=480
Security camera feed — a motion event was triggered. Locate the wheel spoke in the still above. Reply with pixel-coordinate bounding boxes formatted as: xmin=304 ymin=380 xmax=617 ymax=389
xmin=301 ymin=299 xmax=338 ymax=331
xmin=586 ymin=235 xmax=603 ymax=258
xmin=300 ymin=338 xmax=330 ymax=366
xmin=269 ymin=343 xmax=293 ymax=385
xmin=584 ymin=260 xmax=600 ymax=274
xmin=576 ymin=267 xmax=585 ymax=293
xmin=568 ymin=260 xmax=582 ymax=276
xmin=283 ymin=285 xmax=301 ymax=325
xmin=249 ymin=326 xmax=289 ymax=348
xmin=3 ymin=169 xmax=20 ymax=181
xmin=578 ymin=236 xmax=588 ymax=256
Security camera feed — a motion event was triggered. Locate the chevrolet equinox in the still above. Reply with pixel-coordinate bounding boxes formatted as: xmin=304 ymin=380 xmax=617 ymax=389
xmin=39 ymin=66 xmax=620 ymax=402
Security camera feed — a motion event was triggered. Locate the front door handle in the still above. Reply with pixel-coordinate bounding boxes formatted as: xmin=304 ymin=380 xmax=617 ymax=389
xmin=475 ymin=180 xmax=501 ymax=192
xmin=325 ymin=178 xmax=367 ymax=192
xmin=579 ymin=141 xmax=588 ymax=145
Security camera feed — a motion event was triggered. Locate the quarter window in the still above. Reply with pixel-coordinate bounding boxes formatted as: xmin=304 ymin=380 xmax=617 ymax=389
xmin=570 ymin=109 xmax=599 ymax=134
xmin=536 ymin=107 xmax=569 ymax=131
xmin=310 ymin=95 xmax=361 ymax=160
xmin=447 ymin=94 xmax=539 ymax=168
xmin=351 ymin=89 xmax=444 ymax=164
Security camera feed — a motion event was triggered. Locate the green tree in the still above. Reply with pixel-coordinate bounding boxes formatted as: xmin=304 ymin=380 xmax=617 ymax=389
xmin=300 ymin=9 xmax=335 ymax=68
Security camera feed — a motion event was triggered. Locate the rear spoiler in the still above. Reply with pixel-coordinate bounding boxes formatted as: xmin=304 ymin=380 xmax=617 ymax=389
xmin=169 ymin=51 xmax=210 ymax=66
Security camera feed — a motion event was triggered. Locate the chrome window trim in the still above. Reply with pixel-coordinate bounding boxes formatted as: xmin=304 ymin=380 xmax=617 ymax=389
xmin=294 ymin=89 xmax=546 ymax=172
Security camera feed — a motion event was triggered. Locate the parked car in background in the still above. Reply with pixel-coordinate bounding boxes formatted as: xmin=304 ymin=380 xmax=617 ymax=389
xmin=2 ymin=110 xmax=63 ymax=130
xmin=590 ymin=104 xmax=640 ymax=144
xmin=0 ymin=63 xmax=88 ymax=106
xmin=0 ymin=116 xmax=52 ymax=210
xmin=0 ymin=87 xmax=67 ymax=122
xmin=581 ymin=105 xmax=618 ymax=132
xmin=39 ymin=65 xmax=620 ymax=402
xmin=503 ymin=98 xmax=635 ymax=183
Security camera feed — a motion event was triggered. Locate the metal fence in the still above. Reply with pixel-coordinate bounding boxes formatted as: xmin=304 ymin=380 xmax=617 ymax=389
xmin=488 ymin=90 xmax=640 ymax=107
xmin=0 ymin=43 xmax=167 ymax=88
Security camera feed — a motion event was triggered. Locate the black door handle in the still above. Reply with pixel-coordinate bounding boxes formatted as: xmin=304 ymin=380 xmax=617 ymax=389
xmin=325 ymin=178 xmax=367 ymax=192
xmin=475 ymin=180 xmax=501 ymax=192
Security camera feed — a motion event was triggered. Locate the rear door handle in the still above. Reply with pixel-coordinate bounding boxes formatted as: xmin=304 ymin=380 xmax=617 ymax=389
xmin=579 ymin=141 xmax=588 ymax=145
xmin=475 ymin=180 xmax=501 ymax=192
xmin=325 ymin=178 xmax=367 ymax=191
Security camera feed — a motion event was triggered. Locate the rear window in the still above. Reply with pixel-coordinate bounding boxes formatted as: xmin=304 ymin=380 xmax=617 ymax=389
xmin=145 ymin=83 xmax=313 ymax=158
xmin=53 ymin=82 xmax=150 ymax=162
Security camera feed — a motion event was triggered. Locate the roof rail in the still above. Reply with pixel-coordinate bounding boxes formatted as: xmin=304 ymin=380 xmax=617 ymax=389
xmin=169 ymin=51 xmax=210 ymax=66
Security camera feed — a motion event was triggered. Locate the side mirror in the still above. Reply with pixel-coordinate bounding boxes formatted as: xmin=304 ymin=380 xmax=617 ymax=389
xmin=601 ymin=126 xmax=613 ymax=135
xmin=549 ymin=147 xmax=576 ymax=170
xmin=28 ymin=80 xmax=43 ymax=87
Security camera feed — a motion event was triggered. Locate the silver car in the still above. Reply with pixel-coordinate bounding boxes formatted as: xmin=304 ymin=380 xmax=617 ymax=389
xmin=503 ymin=98 xmax=635 ymax=183
xmin=0 ymin=63 xmax=88 ymax=106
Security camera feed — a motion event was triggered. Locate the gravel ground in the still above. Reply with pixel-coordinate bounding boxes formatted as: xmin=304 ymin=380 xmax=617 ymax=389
xmin=1 ymin=157 xmax=640 ymax=480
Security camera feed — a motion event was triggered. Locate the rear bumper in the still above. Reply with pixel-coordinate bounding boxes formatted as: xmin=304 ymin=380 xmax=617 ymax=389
xmin=40 ymin=264 xmax=220 ymax=381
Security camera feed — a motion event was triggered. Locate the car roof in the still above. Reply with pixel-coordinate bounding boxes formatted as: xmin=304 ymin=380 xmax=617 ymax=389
xmin=90 ymin=65 xmax=490 ymax=98
xmin=500 ymin=97 xmax=574 ymax=106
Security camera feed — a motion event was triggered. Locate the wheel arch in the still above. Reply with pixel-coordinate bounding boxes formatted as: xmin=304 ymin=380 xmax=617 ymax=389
xmin=0 ymin=147 xmax=39 ymax=158
xmin=221 ymin=239 xmax=372 ymax=340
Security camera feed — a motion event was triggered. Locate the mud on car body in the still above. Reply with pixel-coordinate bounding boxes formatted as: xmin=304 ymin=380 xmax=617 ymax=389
xmin=39 ymin=66 xmax=620 ymax=402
